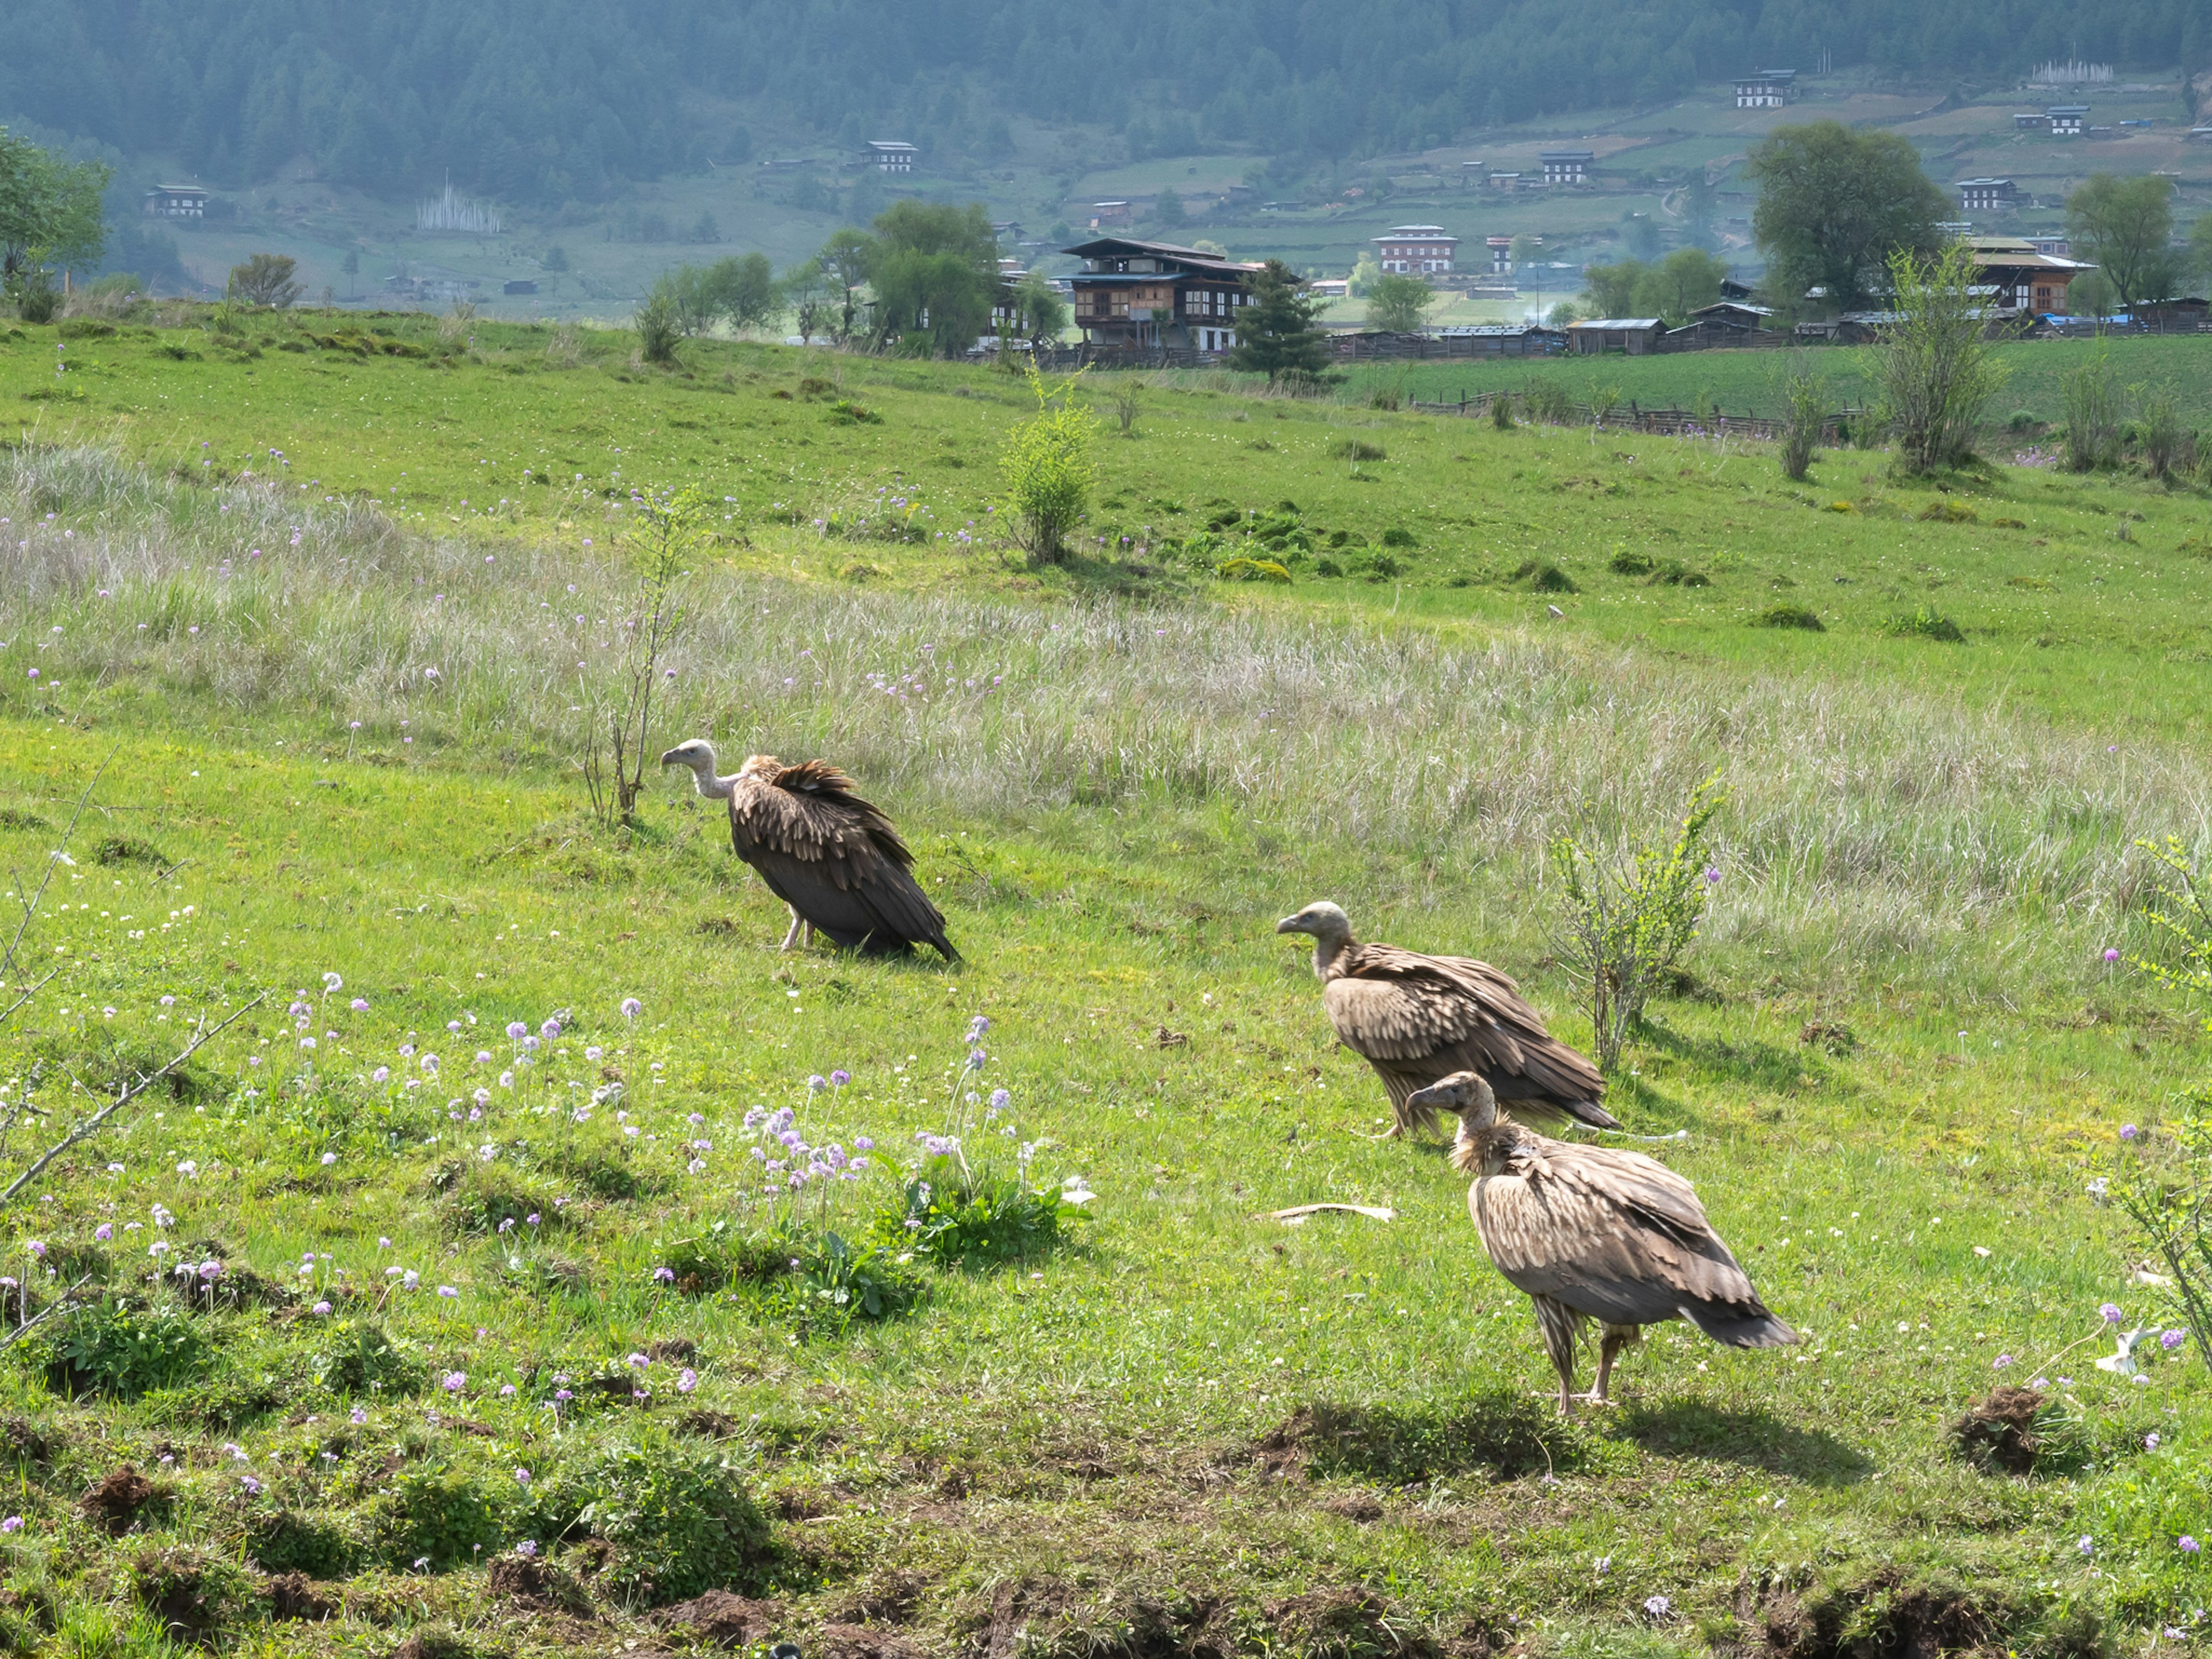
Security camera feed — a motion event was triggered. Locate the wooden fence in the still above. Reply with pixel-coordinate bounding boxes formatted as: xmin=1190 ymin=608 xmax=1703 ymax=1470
xmin=1409 ymin=391 xmax=1861 ymax=445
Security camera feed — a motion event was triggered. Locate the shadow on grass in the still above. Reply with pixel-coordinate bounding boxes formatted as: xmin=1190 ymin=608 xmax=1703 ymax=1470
xmin=1614 ymin=1399 xmax=1873 ymax=1485
xmin=1635 ymin=1016 xmax=1817 ymax=1093
xmin=1259 ymin=1393 xmax=1588 ymax=1484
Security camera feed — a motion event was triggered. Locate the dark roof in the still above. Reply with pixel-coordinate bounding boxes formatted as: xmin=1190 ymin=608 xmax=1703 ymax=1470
xmin=1062 ymin=236 xmax=1263 ymax=278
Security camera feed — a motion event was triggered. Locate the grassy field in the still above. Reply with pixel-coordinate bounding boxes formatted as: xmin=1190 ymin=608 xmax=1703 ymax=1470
xmin=0 ymin=305 xmax=2209 ymax=1658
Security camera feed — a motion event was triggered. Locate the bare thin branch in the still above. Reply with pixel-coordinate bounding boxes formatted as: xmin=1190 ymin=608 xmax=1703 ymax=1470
xmin=0 ymin=1275 xmax=94 ymax=1350
xmin=0 ymin=968 xmax=59 ymax=1031
xmin=0 ymin=991 xmax=267 ymax=1208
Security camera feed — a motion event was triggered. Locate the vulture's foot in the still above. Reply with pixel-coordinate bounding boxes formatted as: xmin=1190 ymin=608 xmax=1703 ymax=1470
xmin=1573 ymin=1390 xmax=1620 ymax=1408
xmin=1358 ymin=1122 xmax=1405 ymax=1142
xmin=779 ymin=908 xmax=808 ymax=952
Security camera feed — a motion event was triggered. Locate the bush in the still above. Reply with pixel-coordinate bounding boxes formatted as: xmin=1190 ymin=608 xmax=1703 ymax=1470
xmin=1000 ymin=368 xmax=1097 ymax=563
xmin=541 ymin=1438 xmax=773 ymax=1606
xmin=372 ymin=1460 xmax=505 ymax=1570
xmin=1510 ymin=560 xmax=1575 ymax=593
xmin=1753 ymin=604 xmax=1825 ymax=631
xmin=1489 ymin=393 xmax=1515 ymax=429
xmin=769 ymin=1230 xmax=925 ymax=1328
xmin=429 ymin=1161 xmax=563 ymax=1237
xmin=1877 ymin=244 xmax=2008 ymax=473
xmin=881 ymin=1156 xmax=1084 ymax=1268
xmin=1779 ymin=353 xmax=1824 ymax=482
xmin=2062 ymin=347 xmax=2122 ymax=471
xmin=1216 ymin=557 xmax=1291 ymax=584
xmin=312 ymin=1319 xmax=426 ymax=1397
xmin=1380 ymin=526 xmax=1416 ymax=548
xmin=11 ymin=268 xmax=59 ymax=324
xmin=634 ymin=289 xmax=682 ymax=365
xmin=1524 ymin=380 xmax=1573 ymax=424
xmin=1332 ymin=438 xmax=1387 ymax=462
xmin=1917 ymin=498 xmax=1977 ymax=524
xmin=35 ymin=1300 xmax=213 ymax=1399
xmin=1887 ymin=606 xmax=1966 ymax=642
xmin=1608 ymin=548 xmax=1655 ymax=575
xmin=1550 ymin=771 xmax=1729 ymax=1075
xmin=226 ymin=253 xmax=302 ymax=309
xmin=245 ymin=1506 xmax=359 ymax=1577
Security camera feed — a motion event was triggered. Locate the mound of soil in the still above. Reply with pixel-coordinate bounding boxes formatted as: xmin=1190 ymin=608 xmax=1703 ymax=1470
xmin=653 ymin=1590 xmax=786 ymax=1647
xmin=267 ymin=1572 xmax=338 ymax=1622
xmin=1949 ymin=1387 xmax=2044 ymax=1475
xmin=80 ymin=1466 xmax=158 ymax=1535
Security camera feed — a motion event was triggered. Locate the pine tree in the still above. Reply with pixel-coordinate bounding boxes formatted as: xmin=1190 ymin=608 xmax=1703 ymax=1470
xmin=1226 ymin=259 xmax=1331 ymax=382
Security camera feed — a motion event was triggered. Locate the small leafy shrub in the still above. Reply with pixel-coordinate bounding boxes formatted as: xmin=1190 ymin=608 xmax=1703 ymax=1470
xmin=313 ymin=1319 xmax=425 ymax=1397
xmin=544 ymin=1146 xmax=655 ymax=1203
xmin=1648 ymin=560 xmax=1709 ymax=588
xmin=1510 ymin=560 xmax=1575 ymax=593
xmin=1608 ymin=548 xmax=1654 ymax=575
xmin=1917 ymin=498 xmax=1978 ymax=524
xmin=372 ymin=1460 xmax=505 ymax=1570
xmin=1205 ymin=508 xmax=1244 ymax=532
xmin=1550 ymin=770 xmax=1729 ymax=1075
xmin=1752 ymin=604 xmax=1825 ymax=631
xmin=880 ymin=1156 xmax=1083 ymax=1268
xmin=1325 ymin=528 xmax=1366 ymax=548
xmin=2007 ymin=410 xmax=2038 ymax=432
xmin=1525 ymin=380 xmax=1573 ymax=424
xmin=795 ymin=376 xmax=834 ymax=398
xmin=130 ymin=1546 xmax=264 ymax=1640
xmin=429 ymin=1161 xmax=565 ymax=1237
xmin=1489 ymin=393 xmax=1515 ymax=429
xmin=1217 ymin=558 xmax=1291 ymax=584
xmin=13 ymin=270 xmax=60 ymax=324
xmin=540 ymin=1438 xmax=773 ymax=1607
xmin=1355 ymin=551 xmax=1402 ymax=581
xmin=1380 ymin=526 xmax=1415 ymax=548
xmin=36 ymin=1300 xmax=213 ymax=1399
xmin=826 ymin=399 xmax=881 ymax=425
xmin=768 ymin=1230 xmax=925 ymax=1327
xmin=1887 ymin=606 xmax=1965 ymax=642
xmin=245 ymin=1506 xmax=359 ymax=1577
xmin=1000 ymin=366 xmax=1097 ymax=563
xmin=1332 ymin=438 xmax=1387 ymax=462
xmin=1314 ymin=556 xmax=1343 ymax=577
xmin=634 ymin=290 xmax=681 ymax=365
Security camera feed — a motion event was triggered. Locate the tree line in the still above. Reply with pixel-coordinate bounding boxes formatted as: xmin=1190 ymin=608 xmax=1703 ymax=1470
xmin=1 ymin=0 xmax=2201 ymax=202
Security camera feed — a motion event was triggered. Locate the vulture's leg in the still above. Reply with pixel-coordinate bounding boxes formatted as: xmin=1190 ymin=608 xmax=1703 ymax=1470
xmin=804 ymin=920 xmax=816 ymax=946
xmin=1532 ymin=1295 xmax=1581 ymax=1418
xmin=1586 ymin=1324 xmax=1641 ymax=1404
xmin=779 ymin=907 xmax=806 ymax=951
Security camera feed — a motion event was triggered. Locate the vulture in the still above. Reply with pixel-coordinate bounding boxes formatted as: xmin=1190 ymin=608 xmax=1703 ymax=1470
xmin=1275 ymin=901 xmax=1617 ymax=1138
xmin=660 ymin=740 xmax=959 ymax=961
xmin=1407 ymin=1071 xmax=1796 ymax=1415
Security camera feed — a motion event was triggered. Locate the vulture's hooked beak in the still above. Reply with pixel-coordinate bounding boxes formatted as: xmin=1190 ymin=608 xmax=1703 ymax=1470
xmin=657 ymin=747 xmax=688 ymax=768
xmin=1274 ymin=914 xmax=1310 ymax=936
xmin=1404 ymin=1080 xmax=1449 ymax=1116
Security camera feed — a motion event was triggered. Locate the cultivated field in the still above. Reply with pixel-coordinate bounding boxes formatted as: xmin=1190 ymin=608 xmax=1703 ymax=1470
xmin=0 ymin=305 xmax=2208 ymax=1658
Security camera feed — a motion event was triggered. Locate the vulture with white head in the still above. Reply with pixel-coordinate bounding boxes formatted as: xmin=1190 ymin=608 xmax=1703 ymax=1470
xmin=1276 ymin=900 xmax=1615 ymax=1138
xmin=1406 ymin=1071 xmax=1796 ymax=1415
xmin=661 ymin=740 xmax=959 ymax=961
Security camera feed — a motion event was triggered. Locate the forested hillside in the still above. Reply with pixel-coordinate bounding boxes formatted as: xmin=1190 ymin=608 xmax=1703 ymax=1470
xmin=2 ymin=0 xmax=2203 ymax=199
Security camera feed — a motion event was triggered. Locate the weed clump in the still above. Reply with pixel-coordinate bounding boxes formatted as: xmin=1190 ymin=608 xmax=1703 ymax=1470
xmin=36 ymin=1300 xmax=214 ymax=1400
xmin=1609 ymin=548 xmax=1655 ymax=575
xmin=313 ymin=1319 xmax=425 ymax=1397
xmin=1753 ymin=604 xmax=1825 ymax=631
xmin=1510 ymin=560 xmax=1577 ymax=593
xmin=1887 ymin=606 xmax=1965 ymax=642
xmin=1916 ymin=498 xmax=1978 ymax=524
xmin=536 ymin=1437 xmax=774 ymax=1607
xmin=1216 ymin=557 xmax=1291 ymax=584
xmin=1332 ymin=438 xmax=1387 ymax=463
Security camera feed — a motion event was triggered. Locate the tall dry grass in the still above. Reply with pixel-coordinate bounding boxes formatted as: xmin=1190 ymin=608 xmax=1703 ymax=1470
xmin=3 ymin=444 xmax=2205 ymax=991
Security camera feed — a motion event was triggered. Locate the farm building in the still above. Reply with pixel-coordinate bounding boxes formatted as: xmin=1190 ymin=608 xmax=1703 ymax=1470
xmin=1063 ymin=236 xmax=1265 ymax=354
xmin=142 ymin=185 xmax=209 ymax=218
xmin=2048 ymin=105 xmax=2088 ymax=135
xmin=866 ymin=141 xmax=918 ymax=172
xmin=1734 ymin=71 xmax=1797 ymax=108
xmin=1969 ymin=237 xmax=2093 ymax=313
xmin=1374 ymin=226 xmax=1459 ymax=274
xmin=1569 ymin=317 xmax=1664 ymax=354
xmin=1540 ymin=150 xmax=1593 ymax=185
xmin=1667 ymin=301 xmax=1781 ymax=347
xmin=2014 ymin=113 xmax=2050 ymax=129
xmin=1957 ymin=179 xmax=2017 ymax=212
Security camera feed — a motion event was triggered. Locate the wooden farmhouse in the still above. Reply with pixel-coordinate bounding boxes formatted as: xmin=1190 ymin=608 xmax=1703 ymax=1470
xmin=1734 ymin=70 xmax=1797 ymax=108
xmin=866 ymin=141 xmax=918 ymax=172
xmin=142 ymin=185 xmax=209 ymax=218
xmin=1065 ymin=236 xmax=1266 ymax=354
xmin=1373 ymin=225 xmax=1459 ymax=274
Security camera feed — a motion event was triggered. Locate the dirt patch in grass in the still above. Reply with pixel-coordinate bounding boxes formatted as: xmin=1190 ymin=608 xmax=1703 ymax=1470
xmin=486 ymin=1551 xmax=591 ymax=1612
xmin=79 ymin=1465 xmax=159 ymax=1535
xmin=1746 ymin=1568 xmax=2019 ymax=1659
xmin=1948 ymin=1386 xmax=2044 ymax=1475
xmin=1249 ymin=1398 xmax=1570 ymax=1485
xmin=652 ymin=1590 xmax=788 ymax=1645
xmin=266 ymin=1572 xmax=339 ymax=1621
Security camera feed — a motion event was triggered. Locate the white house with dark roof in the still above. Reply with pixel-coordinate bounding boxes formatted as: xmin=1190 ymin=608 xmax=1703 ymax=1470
xmin=1373 ymin=226 xmax=1459 ymax=274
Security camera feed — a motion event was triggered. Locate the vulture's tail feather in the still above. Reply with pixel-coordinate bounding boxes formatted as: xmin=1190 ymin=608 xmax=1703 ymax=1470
xmin=1680 ymin=1302 xmax=1799 ymax=1348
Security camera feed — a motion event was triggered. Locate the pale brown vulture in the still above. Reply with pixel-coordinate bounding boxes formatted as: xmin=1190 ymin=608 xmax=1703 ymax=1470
xmin=661 ymin=740 xmax=959 ymax=961
xmin=1407 ymin=1071 xmax=1796 ymax=1415
xmin=1275 ymin=901 xmax=1616 ymax=1138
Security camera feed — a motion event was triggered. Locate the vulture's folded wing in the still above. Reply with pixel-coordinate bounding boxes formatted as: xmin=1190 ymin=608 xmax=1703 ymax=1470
xmin=1473 ymin=1147 xmax=1782 ymax=1337
xmin=729 ymin=776 xmax=955 ymax=956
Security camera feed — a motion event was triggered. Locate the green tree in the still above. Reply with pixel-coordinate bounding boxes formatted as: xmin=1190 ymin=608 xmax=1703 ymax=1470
xmin=228 ymin=252 xmax=302 ymax=309
xmin=865 ymin=199 xmax=1001 ymax=356
xmin=1877 ymin=243 xmax=2009 ymax=474
xmin=1010 ymin=269 xmax=1067 ymax=347
xmin=779 ymin=259 xmax=838 ymax=341
xmin=1747 ymin=122 xmax=1947 ymax=313
xmin=1153 ymin=190 xmax=1186 ymax=229
xmin=2066 ymin=173 xmax=2178 ymax=306
xmin=1581 ymin=258 xmax=1647 ymax=316
xmin=1226 ymin=259 xmax=1330 ymax=382
xmin=816 ymin=228 xmax=874 ymax=343
xmin=1645 ymin=247 xmax=1728 ymax=324
xmin=1365 ymin=271 xmax=1436 ymax=332
xmin=0 ymin=128 xmax=109 ymax=284
xmin=1347 ymin=251 xmax=1381 ymax=298
xmin=1508 ymin=233 xmax=1542 ymax=272
xmin=2190 ymin=213 xmax=2212 ymax=296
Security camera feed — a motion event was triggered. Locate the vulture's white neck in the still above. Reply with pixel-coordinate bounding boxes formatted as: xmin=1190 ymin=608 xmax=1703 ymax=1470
xmin=681 ymin=749 xmax=739 ymax=800
xmin=1310 ymin=930 xmax=1353 ymax=979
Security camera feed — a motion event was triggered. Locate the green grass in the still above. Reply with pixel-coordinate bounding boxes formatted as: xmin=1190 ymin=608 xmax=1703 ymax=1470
xmin=0 ymin=306 xmax=2210 ymax=1657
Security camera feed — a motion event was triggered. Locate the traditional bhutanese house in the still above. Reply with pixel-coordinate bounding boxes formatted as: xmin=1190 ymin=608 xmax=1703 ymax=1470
xmin=1487 ymin=171 xmax=1521 ymax=191
xmin=1567 ymin=317 xmax=1664 ymax=354
xmin=142 ymin=185 xmax=209 ymax=218
xmin=1734 ymin=70 xmax=1797 ymax=108
xmin=866 ymin=141 xmax=918 ymax=172
xmin=2047 ymin=105 xmax=2088 ymax=135
xmin=1968 ymin=237 xmax=2092 ymax=313
xmin=1957 ymin=178 xmax=2016 ymax=213
xmin=1486 ymin=235 xmax=1515 ymax=273
xmin=1795 ymin=311 xmax=1902 ymax=344
xmin=1717 ymin=275 xmax=1756 ymax=300
xmin=1668 ymin=300 xmax=1778 ymax=346
xmin=2131 ymin=297 xmax=2209 ymax=328
xmin=1373 ymin=225 xmax=1459 ymax=274
xmin=2014 ymin=112 xmax=2050 ymax=130
xmin=1540 ymin=149 xmax=1593 ymax=185
xmin=1064 ymin=236 xmax=1266 ymax=353
xmin=2027 ymin=235 xmax=2070 ymax=257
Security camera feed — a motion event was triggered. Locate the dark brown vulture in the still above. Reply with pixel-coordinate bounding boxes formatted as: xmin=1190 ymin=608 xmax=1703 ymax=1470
xmin=1406 ymin=1071 xmax=1796 ymax=1415
xmin=1275 ymin=901 xmax=1616 ymax=1138
xmin=661 ymin=740 xmax=959 ymax=961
